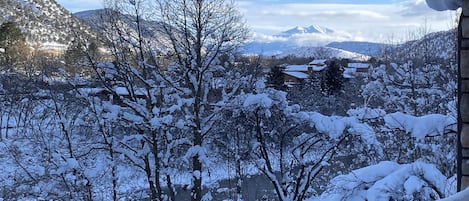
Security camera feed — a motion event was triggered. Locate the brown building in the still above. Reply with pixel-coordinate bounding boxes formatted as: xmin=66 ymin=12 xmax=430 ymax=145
xmin=282 ymin=59 xmax=329 ymax=85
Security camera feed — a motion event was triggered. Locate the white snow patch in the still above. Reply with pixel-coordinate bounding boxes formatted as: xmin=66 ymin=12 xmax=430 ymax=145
xmin=66 ymin=158 xmax=80 ymax=169
xmin=367 ymin=161 xmax=446 ymax=201
xmin=347 ymin=108 xmax=386 ymax=120
xmin=243 ymin=93 xmax=273 ymax=109
xmin=202 ymin=191 xmax=213 ymax=201
xmin=384 ymin=112 xmax=455 ymax=140
xmin=284 ymin=71 xmax=309 ymax=79
xmin=438 ymin=186 xmax=469 ymax=201
xmin=77 ymin=87 xmax=104 ymax=96
xmin=334 ymin=161 xmax=401 ymax=191
xmin=404 ymin=176 xmax=425 ymax=196
xmin=298 ymin=112 xmax=348 ymax=139
xmin=285 ymin=65 xmax=309 ymax=72
xmin=122 ymin=112 xmax=144 ymax=123
xmin=297 ymin=112 xmax=382 ymax=148
xmin=315 ymin=161 xmax=449 ymax=201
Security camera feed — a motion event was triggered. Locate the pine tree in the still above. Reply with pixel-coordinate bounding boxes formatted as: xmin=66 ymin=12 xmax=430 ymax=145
xmin=267 ymin=65 xmax=286 ymax=90
xmin=320 ymin=60 xmax=344 ymax=95
xmin=0 ymin=22 xmax=27 ymax=71
xmin=0 ymin=22 xmax=25 ymax=47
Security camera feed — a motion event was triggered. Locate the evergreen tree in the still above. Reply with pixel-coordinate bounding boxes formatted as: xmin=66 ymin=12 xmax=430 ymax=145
xmin=0 ymin=22 xmax=27 ymax=71
xmin=63 ymin=40 xmax=98 ymax=76
xmin=267 ymin=65 xmax=286 ymax=90
xmin=321 ymin=60 xmax=344 ymax=95
xmin=0 ymin=22 xmax=25 ymax=47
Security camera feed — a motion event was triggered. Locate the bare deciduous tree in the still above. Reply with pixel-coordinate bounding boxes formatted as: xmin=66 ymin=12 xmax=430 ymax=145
xmin=80 ymin=0 xmax=247 ymax=200
xmin=152 ymin=1 xmax=247 ymax=200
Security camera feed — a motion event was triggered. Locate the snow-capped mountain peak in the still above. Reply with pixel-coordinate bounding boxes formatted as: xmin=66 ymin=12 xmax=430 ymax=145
xmin=308 ymin=25 xmax=334 ymax=34
xmin=276 ymin=25 xmax=334 ymax=37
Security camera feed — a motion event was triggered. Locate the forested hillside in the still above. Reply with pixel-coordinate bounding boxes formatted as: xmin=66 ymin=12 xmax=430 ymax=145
xmin=0 ymin=0 xmax=96 ymax=45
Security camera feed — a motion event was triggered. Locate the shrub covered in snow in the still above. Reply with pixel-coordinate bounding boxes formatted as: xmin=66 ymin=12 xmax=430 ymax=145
xmin=314 ymin=161 xmax=451 ymax=201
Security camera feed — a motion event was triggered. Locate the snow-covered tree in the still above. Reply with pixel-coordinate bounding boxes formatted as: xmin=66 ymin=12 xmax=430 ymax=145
xmin=362 ymin=61 xmax=456 ymax=116
xmin=267 ymin=65 xmax=286 ymax=90
xmin=0 ymin=21 xmax=28 ymax=72
xmin=320 ymin=60 xmax=344 ymax=95
xmin=77 ymin=0 xmax=248 ymax=200
xmin=152 ymin=1 xmax=248 ymax=200
xmin=0 ymin=85 xmax=104 ymax=200
xmin=315 ymin=161 xmax=451 ymax=201
xmin=288 ymin=76 xmax=364 ymax=116
xmin=224 ymin=83 xmax=382 ymax=201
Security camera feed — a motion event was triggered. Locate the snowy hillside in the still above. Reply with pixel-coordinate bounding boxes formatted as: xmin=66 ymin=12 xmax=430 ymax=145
xmin=74 ymin=9 xmax=167 ymax=51
xmin=0 ymin=0 xmax=97 ymax=46
xmin=240 ymin=40 xmax=297 ymax=56
xmin=390 ymin=29 xmax=457 ymax=62
xmin=326 ymin=41 xmax=385 ymax=57
xmin=74 ymin=9 xmax=121 ymax=31
xmin=276 ymin=46 xmax=371 ymax=60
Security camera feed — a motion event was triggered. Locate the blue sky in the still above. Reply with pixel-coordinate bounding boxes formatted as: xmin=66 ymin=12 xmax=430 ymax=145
xmin=248 ymin=0 xmax=396 ymax=4
xmin=56 ymin=0 xmax=401 ymax=12
xmin=56 ymin=0 xmax=457 ymax=43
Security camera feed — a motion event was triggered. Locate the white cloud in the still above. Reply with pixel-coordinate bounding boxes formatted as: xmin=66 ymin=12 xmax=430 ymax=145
xmin=55 ymin=0 xmax=458 ymax=43
xmin=250 ymin=31 xmax=358 ymax=47
xmin=398 ymin=0 xmax=435 ymax=16
xmin=238 ymin=0 xmax=457 ymax=43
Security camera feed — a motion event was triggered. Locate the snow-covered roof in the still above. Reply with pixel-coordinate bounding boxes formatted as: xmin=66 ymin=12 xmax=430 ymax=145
xmin=312 ymin=66 xmax=327 ymax=72
xmin=348 ymin=63 xmax=371 ymax=69
xmin=425 ymin=0 xmax=461 ymax=11
xmin=344 ymin=68 xmax=356 ymax=73
xmin=285 ymin=65 xmax=309 ymax=72
xmin=309 ymin=59 xmax=327 ymax=65
xmin=343 ymin=67 xmax=356 ymax=78
xmin=284 ymin=71 xmax=309 ymax=79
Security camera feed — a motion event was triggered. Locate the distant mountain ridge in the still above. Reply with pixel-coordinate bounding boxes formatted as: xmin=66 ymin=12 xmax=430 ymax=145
xmin=74 ymin=9 xmax=166 ymax=50
xmin=241 ymin=22 xmax=456 ymax=62
xmin=242 ymin=25 xmax=363 ymax=58
xmin=391 ymin=29 xmax=457 ymax=62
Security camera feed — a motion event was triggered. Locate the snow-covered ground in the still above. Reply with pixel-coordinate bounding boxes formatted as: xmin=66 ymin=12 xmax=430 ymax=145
xmin=0 ymin=92 xmax=457 ymax=200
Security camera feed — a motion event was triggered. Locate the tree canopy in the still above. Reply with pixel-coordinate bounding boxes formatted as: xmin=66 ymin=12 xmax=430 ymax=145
xmin=0 ymin=22 xmax=27 ymax=70
xmin=0 ymin=22 xmax=25 ymax=48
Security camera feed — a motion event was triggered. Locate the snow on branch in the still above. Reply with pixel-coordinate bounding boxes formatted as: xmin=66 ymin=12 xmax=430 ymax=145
xmin=438 ymin=187 xmax=469 ymax=201
xmin=366 ymin=161 xmax=447 ymax=200
xmin=296 ymin=112 xmax=383 ymax=155
xmin=315 ymin=161 xmax=449 ymax=201
xmin=384 ymin=112 xmax=456 ymax=140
